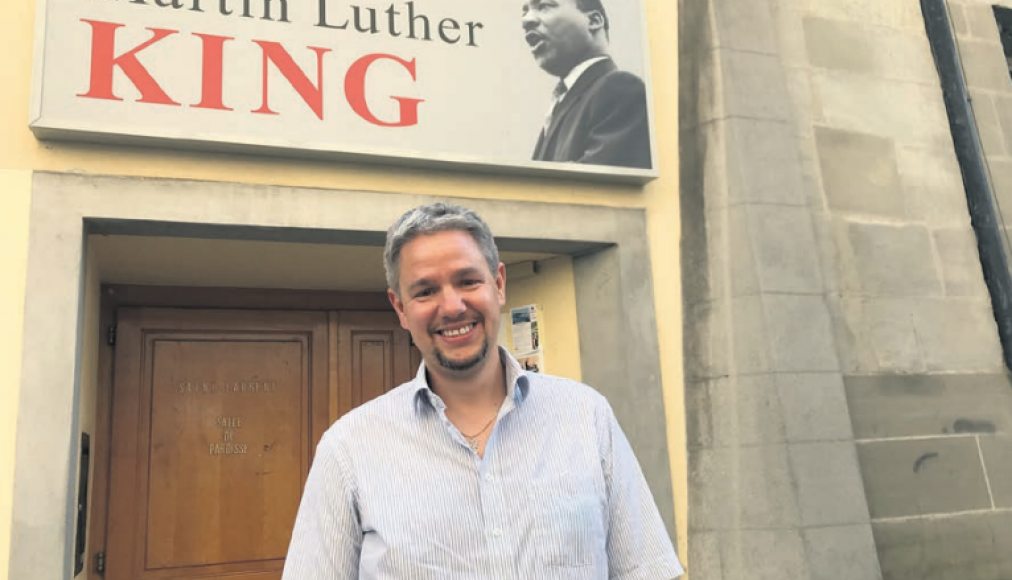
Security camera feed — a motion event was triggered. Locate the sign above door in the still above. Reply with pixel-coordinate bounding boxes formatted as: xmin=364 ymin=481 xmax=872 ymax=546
xmin=30 ymin=0 xmax=656 ymax=182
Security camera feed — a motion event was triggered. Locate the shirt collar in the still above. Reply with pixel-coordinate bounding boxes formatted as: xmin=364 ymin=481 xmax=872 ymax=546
xmin=412 ymin=347 xmax=530 ymax=415
xmin=561 ymin=56 xmax=609 ymax=92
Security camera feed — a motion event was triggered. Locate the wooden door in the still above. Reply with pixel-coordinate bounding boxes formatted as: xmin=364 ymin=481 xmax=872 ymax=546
xmin=333 ymin=310 xmax=419 ymax=419
xmin=105 ymin=308 xmax=328 ymax=580
xmin=102 ymin=306 xmax=418 ymax=580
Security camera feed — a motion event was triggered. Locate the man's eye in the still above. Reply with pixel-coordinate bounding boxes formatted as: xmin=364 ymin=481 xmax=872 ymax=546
xmin=461 ymin=279 xmax=482 ymax=287
xmin=414 ymin=288 xmax=435 ymax=299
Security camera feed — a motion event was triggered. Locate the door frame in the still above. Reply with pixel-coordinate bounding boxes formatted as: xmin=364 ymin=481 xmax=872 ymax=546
xmin=10 ymin=173 xmax=674 ymax=580
xmin=89 ymin=285 xmax=395 ymax=580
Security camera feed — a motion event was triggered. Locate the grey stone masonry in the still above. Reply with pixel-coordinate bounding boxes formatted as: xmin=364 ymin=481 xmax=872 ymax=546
xmin=789 ymin=442 xmax=870 ymax=526
xmin=950 ymin=2 xmax=971 ymax=36
xmin=803 ymin=17 xmax=879 ymax=75
xmin=979 ymin=435 xmax=1012 ymax=508
xmin=844 ymin=222 xmax=942 ymax=297
xmin=682 ymin=0 xmax=881 ymax=577
xmin=895 ymin=145 xmax=973 ymax=228
xmin=818 ymin=1 xmax=1010 ymax=577
xmin=684 ymin=0 xmax=1012 ymax=578
xmin=725 ymin=119 xmax=808 ymax=207
xmin=965 ymin=1 xmax=1002 ymax=40
xmin=957 ymin=39 xmax=1009 ymax=93
xmin=814 ymin=127 xmax=905 ymax=217
xmin=845 ymin=374 xmax=1012 ymax=439
xmin=804 ymin=525 xmax=882 ymax=580
xmin=874 ymin=512 xmax=1012 ymax=580
xmin=933 ymin=227 xmax=991 ymax=296
xmin=857 ymin=437 xmax=992 ymax=518
xmin=994 ymin=94 xmax=1012 ymax=152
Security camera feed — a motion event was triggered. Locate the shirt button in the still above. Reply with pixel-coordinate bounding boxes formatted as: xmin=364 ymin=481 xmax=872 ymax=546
xmin=491 ymin=528 xmax=503 ymax=538
xmin=484 ymin=474 xmax=494 ymax=482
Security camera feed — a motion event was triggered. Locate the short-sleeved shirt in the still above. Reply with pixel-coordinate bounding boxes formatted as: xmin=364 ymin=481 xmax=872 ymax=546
xmin=282 ymin=348 xmax=684 ymax=580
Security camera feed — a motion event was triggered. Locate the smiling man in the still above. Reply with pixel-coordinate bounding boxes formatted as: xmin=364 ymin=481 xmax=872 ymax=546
xmin=282 ymin=203 xmax=683 ymax=579
xmin=523 ymin=0 xmax=652 ymax=169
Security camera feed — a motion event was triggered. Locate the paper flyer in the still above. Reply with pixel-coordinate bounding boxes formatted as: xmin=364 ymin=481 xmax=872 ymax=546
xmin=510 ymin=304 xmax=543 ymax=373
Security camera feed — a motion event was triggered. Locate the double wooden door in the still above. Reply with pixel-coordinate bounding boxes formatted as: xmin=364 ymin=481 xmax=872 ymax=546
xmin=103 ymin=307 xmax=417 ymax=579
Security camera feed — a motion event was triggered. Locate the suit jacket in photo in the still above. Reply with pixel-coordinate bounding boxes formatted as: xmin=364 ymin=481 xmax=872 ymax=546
xmin=533 ymin=58 xmax=652 ymax=169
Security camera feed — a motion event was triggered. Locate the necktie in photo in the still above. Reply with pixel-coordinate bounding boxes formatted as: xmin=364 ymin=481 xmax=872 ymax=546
xmin=542 ymin=80 xmax=568 ymax=135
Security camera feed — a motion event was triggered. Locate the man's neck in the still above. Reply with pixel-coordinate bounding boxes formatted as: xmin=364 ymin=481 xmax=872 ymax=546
xmin=428 ymin=352 xmax=506 ymax=414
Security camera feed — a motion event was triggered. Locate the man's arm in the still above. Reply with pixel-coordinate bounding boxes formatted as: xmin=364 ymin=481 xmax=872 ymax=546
xmin=597 ymin=399 xmax=685 ymax=580
xmin=282 ymin=433 xmax=363 ymax=579
xmin=577 ymin=72 xmax=652 ymax=169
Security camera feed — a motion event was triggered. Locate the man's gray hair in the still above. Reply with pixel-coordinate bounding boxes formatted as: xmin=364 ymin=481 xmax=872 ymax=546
xmin=384 ymin=203 xmax=501 ymax=294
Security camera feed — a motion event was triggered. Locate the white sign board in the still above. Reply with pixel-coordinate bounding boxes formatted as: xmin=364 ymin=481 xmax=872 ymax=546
xmin=31 ymin=0 xmax=656 ymax=182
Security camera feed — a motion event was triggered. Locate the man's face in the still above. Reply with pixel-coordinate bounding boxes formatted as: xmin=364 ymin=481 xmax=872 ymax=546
xmin=522 ymin=0 xmax=597 ymax=77
xmin=388 ymin=230 xmax=506 ymax=379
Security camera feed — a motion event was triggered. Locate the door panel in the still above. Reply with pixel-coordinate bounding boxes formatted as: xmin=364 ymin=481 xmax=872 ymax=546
xmin=104 ymin=306 xmax=417 ymax=580
xmin=335 ymin=311 xmax=417 ymax=418
xmin=146 ymin=340 xmax=303 ymax=570
xmin=106 ymin=309 xmax=328 ymax=580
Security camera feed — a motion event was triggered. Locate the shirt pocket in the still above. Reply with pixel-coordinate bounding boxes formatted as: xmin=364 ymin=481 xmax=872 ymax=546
xmin=529 ymin=474 xmax=606 ymax=571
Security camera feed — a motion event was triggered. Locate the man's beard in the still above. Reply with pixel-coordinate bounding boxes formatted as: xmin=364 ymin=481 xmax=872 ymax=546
xmin=435 ymin=337 xmax=490 ymax=372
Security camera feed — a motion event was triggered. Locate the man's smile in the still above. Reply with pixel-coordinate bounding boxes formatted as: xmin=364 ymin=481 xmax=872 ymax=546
xmin=434 ymin=321 xmax=479 ymax=340
xmin=430 ymin=317 xmax=489 ymax=372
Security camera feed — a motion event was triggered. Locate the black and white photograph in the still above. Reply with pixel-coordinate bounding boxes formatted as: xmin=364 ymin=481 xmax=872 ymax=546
xmin=523 ymin=0 xmax=652 ymax=168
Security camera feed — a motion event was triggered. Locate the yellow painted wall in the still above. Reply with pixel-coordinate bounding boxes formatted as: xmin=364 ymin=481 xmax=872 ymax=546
xmin=1 ymin=3 xmax=38 ymax=576
xmin=1 ymin=0 xmax=684 ymax=575
xmin=0 ymin=170 xmax=32 ymax=580
xmin=640 ymin=0 xmax=688 ymax=563
xmin=503 ymin=256 xmax=583 ymax=382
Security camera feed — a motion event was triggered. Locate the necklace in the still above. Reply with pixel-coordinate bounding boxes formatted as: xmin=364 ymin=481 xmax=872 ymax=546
xmin=460 ymin=414 xmax=497 ymax=452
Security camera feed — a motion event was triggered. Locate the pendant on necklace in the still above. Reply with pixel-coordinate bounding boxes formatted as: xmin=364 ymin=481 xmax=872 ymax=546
xmin=468 ymin=437 xmax=480 ymax=452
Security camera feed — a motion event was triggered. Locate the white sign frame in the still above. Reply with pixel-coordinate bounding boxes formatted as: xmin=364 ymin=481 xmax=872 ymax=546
xmin=29 ymin=0 xmax=658 ymax=183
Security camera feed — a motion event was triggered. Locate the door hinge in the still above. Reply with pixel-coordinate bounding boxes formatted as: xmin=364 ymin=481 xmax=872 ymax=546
xmin=106 ymin=324 xmax=116 ymax=346
xmin=94 ymin=551 xmax=106 ymax=574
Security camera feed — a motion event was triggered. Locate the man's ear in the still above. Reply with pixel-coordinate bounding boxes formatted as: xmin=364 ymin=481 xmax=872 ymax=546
xmin=495 ymin=262 xmax=507 ymax=307
xmin=387 ymin=288 xmax=410 ymax=330
xmin=586 ymin=10 xmax=605 ymax=33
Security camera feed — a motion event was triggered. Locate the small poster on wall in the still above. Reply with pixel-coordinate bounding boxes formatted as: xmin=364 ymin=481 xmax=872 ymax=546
xmin=511 ymin=304 xmax=539 ymax=354
xmin=510 ymin=304 xmax=543 ymax=373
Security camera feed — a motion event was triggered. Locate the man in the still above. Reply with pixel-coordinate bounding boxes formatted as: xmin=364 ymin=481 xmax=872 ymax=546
xmin=523 ymin=0 xmax=652 ymax=169
xmin=283 ymin=203 xmax=683 ymax=579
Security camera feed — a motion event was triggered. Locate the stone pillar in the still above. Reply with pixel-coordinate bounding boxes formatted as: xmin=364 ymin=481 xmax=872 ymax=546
xmin=680 ymin=0 xmax=882 ymax=577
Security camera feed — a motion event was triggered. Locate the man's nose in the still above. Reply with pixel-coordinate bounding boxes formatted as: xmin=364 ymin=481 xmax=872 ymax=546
xmin=522 ymin=10 xmax=538 ymax=29
xmin=439 ymin=288 xmax=467 ymax=315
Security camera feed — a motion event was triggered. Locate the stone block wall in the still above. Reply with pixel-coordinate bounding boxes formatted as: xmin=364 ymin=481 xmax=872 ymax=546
xmin=681 ymin=0 xmax=1012 ymax=578
xmin=681 ymin=0 xmax=880 ymax=577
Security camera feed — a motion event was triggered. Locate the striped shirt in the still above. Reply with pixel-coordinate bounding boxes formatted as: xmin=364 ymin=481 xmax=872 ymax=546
xmin=282 ymin=349 xmax=684 ymax=580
